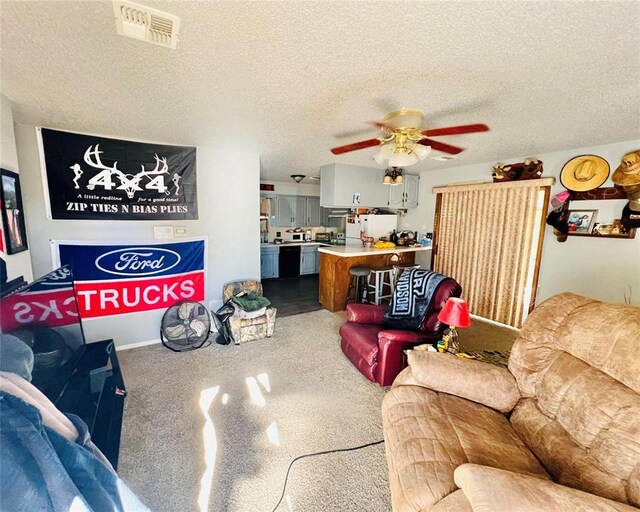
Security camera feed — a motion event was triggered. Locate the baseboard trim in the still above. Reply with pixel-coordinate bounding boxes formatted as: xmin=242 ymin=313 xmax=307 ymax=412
xmin=115 ymin=338 xmax=161 ymax=351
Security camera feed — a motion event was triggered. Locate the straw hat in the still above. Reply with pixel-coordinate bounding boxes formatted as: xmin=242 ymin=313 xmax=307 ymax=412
xmin=560 ymin=155 xmax=610 ymax=192
xmin=612 ymin=150 xmax=640 ymax=186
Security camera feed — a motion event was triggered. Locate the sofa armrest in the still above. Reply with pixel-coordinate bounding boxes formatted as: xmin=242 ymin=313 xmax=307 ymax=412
xmin=378 ymin=330 xmax=435 ymax=344
xmin=346 ymin=303 xmax=386 ymax=325
xmin=405 ymin=351 xmax=520 ymax=413
xmin=454 ymin=464 xmax=636 ymax=511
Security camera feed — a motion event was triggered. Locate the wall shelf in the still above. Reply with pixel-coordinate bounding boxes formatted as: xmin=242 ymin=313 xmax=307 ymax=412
xmin=567 ymin=229 xmax=636 ymax=239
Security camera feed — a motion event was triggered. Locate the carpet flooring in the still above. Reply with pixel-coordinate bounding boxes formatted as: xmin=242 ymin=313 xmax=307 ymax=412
xmin=117 ymin=309 xmax=389 ymax=512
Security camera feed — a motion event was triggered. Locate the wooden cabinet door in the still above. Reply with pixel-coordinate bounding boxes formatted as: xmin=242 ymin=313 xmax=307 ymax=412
xmin=292 ymin=196 xmax=307 ymax=227
xmin=306 ymin=197 xmax=321 ymax=226
xmin=404 ymin=174 xmax=420 ymax=208
xmin=276 ymin=196 xmax=294 ymax=227
xmin=388 ymin=183 xmax=404 ymax=208
xmin=260 ymin=251 xmax=279 ymax=278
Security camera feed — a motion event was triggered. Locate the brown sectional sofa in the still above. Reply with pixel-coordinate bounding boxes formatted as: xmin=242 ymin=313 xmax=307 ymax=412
xmin=382 ymin=292 xmax=640 ymax=511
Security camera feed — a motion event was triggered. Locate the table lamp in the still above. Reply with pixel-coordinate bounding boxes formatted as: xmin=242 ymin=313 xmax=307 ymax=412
xmin=437 ymin=297 xmax=471 ymax=354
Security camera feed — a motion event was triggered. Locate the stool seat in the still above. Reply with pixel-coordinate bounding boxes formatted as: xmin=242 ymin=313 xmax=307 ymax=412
xmin=347 ymin=267 xmax=371 ymax=304
xmin=368 ymin=267 xmax=395 ymax=305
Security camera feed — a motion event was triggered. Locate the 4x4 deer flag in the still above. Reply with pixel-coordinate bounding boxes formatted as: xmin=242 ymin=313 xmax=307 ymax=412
xmin=39 ymin=128 xmax=198 ymax=220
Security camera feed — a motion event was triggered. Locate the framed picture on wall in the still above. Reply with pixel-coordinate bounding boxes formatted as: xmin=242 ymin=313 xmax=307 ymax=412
xmin=567 ymin=209 xmax=597 ymax=235
xmin=1 ymin=168 xmax=28 ymax=254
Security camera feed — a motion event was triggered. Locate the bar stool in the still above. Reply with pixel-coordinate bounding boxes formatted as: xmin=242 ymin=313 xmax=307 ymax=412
xmin=392 ymin=264 xmax=421 ymax=288
xmin=367 ymin=267 xmax=395 ymax=305
xmin=346 ymin=266 xmax=371 ymax=304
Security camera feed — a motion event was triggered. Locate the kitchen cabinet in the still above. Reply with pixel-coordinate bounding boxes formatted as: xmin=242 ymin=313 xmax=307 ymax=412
xmin=260 ymin=246 xmax=279 ymax=279
xmin=320 ymin=163 xmax=388 ymax=208
xmin=306 ymin=197 xmax=321 ymax=226
xmin=271 ymin=195 xmax=322 ymax=227
xmin=387 ymin=174 xmax=420 ymax=209
xmin=300 ymin=245 xmax=319 ymax=275
xmin=275 ymin=195 xmax=294 ymax=227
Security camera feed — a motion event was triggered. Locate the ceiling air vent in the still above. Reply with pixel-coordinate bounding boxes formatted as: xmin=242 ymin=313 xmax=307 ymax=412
xmin=113 ymin=0 xmax=180 ymax=49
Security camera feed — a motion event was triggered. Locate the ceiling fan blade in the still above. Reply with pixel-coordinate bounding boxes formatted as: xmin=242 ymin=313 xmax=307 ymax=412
xmin=330 ymin=138 xmax=380 ymax=155
xmin=427 ymin=98 xmax=493 ymax=124
xmin=333 ymin=127 xmax=376 ymax=139
xmin=419 ymin=138 xmax=465 ymax=155
xmin=421 ymin=123 xmax=490 ymax=137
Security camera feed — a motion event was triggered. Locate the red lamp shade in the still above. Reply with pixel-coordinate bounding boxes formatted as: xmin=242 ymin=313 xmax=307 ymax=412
xmin=437 ymin=297 xmax=471 ymax=328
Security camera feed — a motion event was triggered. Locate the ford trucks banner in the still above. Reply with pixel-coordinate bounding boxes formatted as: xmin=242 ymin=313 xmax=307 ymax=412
xmin=0 ymin=265 xmax=81 ymax=332
xmin=39 ymin=128 xmax=198 ymax=220
xmin=52 ymin=239 xmax=207 ymax=319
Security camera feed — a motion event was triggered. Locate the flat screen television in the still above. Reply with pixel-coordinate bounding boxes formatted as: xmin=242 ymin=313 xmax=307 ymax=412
xmin=0 ymin=265 xmax=87 ymax=401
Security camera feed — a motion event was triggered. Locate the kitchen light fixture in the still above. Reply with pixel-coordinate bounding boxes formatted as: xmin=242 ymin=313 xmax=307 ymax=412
xmin=290 ymin=174 xmax=305 ymax=183
xmin=383 ymin=167 xmax=404 ymax=186
xmin=374 ymin=138 xmax=431 ymax=167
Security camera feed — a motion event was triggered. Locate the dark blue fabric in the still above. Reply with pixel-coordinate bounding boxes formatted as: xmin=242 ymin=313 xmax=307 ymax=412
xmin=384 ymin=269 xmax=447 ymax=330
xmin=0 ymin=392 xmax=148 ymax=512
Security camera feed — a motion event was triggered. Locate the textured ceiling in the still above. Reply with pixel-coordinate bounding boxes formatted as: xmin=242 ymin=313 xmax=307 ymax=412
xmin=2 ymin=1 xmax=639 ymax=181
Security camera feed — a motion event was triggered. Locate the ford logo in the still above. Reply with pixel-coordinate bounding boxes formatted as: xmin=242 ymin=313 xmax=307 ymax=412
xmin=95 ymin=247 xmax=181 ymax=277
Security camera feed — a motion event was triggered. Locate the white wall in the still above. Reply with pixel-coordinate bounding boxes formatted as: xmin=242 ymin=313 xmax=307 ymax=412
xmin=15 ymin=124 xmax=260 ymax=347
xmin=0 ymin=94 xmax=33 ymax=282
xmin=400 ymin=139 xmax=640 ymax=306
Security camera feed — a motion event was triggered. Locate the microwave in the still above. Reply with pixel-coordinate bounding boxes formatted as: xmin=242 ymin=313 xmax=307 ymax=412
xmin=283 ymin=232 xmax=305 ymax=242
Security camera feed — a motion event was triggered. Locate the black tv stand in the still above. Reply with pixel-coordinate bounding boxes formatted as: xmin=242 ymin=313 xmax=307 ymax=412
xmin=52 ymin=339 xmax=126 ymax=470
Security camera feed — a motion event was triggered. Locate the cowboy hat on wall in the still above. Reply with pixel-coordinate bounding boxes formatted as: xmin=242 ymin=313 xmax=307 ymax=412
xmin=560 ymin=155 xmax=610 ymax=192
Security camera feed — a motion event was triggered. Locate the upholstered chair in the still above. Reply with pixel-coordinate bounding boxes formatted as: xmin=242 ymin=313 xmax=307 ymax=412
xmin=222 ymin=280 xmax=276 ymax=344
xmin=382 ymin=293 xmax=640 ymax=511
xmin=339 ymin=276 xmax=462 ymax=386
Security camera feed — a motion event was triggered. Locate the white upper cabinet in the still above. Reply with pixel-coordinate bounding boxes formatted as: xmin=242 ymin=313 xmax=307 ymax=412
xmin=388 ymin=182 xmax=405 ymax=208
xmin=320 ymin=164 xmax=388 ymax=208
xmin=387 ymin=174 xmax=419 ymax=209
xmin=403 ymin=174 xmax=420 ymax=208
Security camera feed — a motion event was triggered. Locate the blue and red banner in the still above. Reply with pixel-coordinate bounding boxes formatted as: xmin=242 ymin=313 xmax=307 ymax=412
xmin=52 ymin=238 xmax=207 ymax=319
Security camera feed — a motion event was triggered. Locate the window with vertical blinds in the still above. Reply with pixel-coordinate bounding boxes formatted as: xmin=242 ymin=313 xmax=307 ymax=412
xmin=432 ymin=178 xmax=553 ymax=327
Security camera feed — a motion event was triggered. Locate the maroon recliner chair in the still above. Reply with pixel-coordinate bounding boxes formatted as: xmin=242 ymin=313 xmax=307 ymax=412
xmin=339 ymin=277 xmax=462 ymax=386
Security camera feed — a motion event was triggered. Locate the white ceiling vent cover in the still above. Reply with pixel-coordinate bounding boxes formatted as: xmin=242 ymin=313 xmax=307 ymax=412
xmin=113 ymin=0 xmax=180 ymax=49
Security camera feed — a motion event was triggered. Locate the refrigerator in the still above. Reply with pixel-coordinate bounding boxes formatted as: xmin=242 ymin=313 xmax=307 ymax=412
xmin=345 ymin=214 xmax=398 ymax=246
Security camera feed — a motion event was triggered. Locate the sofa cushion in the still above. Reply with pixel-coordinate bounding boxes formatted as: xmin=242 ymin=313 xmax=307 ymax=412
xmin=382 ymin=385 xmax=548 ymax=512
xmin=513 ymin=393 xmax=640 ymax=507
xmin=509 ymin=293 xmax=640 ymax=397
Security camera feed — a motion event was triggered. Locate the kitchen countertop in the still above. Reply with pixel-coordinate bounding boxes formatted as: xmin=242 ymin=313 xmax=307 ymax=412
xmin=318 ymin=245 xmax=432 ymax=257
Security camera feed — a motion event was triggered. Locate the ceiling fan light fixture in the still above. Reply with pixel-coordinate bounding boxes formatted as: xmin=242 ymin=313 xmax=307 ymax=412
xmin=411 ymin=143 xmax=431 ymax=160
xmin=291 ymin=174 xmax=305 ymax=183
xmin=389 ymin=151 xmax=417 ymax=167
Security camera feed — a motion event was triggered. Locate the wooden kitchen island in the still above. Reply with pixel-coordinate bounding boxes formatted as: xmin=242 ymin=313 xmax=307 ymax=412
xmin=318 ymin=245 xmax=432 ymax=312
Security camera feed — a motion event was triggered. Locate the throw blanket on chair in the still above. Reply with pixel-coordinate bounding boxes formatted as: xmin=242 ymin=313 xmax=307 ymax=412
xmin=384 ymin=268 xmax=447 ymax=330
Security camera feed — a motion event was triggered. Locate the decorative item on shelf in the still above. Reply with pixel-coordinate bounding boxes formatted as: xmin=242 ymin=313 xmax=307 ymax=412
xmin=436 ymin=297 xmax=471 ymax=354
xmin=567 ymin=209 xmax=598 ymax=234
xmin=290 ymin=174 xmax=305 ymax=183
xmin=491 ymin=158 xmax=543 ymax=183
xmin=383 ymin=167 xmax=404 ymax=185
xmin=559 ymin=155 xmax=610 ymax=192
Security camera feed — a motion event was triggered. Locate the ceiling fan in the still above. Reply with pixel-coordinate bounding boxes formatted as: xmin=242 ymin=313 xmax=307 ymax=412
xmin=330 ymin=109 xmax=489 ymax=167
